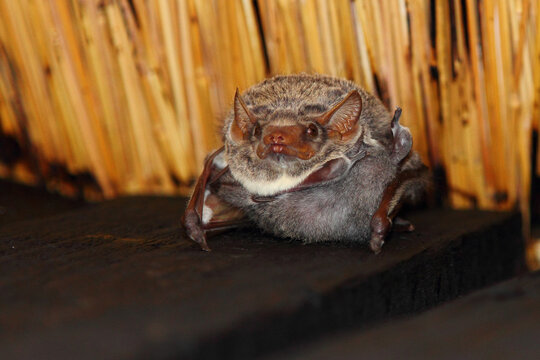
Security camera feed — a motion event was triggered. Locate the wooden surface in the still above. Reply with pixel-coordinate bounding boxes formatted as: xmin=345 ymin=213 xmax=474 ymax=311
xmin=0 ymin=195 xmax=524 ymax=360
xmin=0 ymin=179 xmax=84 ymax=226
xmin=277 ymin=271 xmax=540 ymax=360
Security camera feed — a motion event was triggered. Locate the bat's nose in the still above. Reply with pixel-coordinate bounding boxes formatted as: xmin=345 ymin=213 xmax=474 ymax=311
xmin=263 ymin=128 xmax=290 ymax=145
xmin=265 ymin=133 xmax=285 ymax=144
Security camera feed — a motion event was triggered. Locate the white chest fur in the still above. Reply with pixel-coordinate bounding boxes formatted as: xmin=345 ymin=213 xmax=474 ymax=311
xmin=230 ymin=168 xmax=310 ymax=196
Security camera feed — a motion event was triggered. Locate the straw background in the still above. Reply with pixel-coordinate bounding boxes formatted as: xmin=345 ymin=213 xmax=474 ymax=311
xmin=0 ymin=0 xmax=539 ymax=264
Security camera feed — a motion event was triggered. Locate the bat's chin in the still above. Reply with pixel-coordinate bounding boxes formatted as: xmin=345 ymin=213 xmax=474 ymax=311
xmin=267 ymin=153 xmax=298 ymax=168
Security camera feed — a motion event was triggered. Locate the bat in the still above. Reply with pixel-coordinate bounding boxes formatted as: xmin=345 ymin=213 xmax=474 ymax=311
xmin=182 ymin=74 xmax=428 ymax=253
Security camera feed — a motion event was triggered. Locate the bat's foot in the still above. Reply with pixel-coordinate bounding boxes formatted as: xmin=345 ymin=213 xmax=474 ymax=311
xmin=369 ymin=235 xmax=384 ymax=254
xmin=182 ymin=211 xmax=212 ymax=252
xmin=370 ymin=214 xmax=391 ymax=254
xmin=393 ymin=217 xmax=415 ymax=232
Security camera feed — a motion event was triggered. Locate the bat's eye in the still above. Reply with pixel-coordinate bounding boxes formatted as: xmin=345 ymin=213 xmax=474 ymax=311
xmin=306 ymin=123 xmax=319 ymax=137
xmin=253 ymin=124 xmax=262 ymax=137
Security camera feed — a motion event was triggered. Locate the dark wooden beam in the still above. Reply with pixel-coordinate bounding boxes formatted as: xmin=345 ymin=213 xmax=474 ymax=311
xmin=0 ymin=197 xmax=525 ymax=360
xmin=277 ymin=270 xmax=540 ymax=360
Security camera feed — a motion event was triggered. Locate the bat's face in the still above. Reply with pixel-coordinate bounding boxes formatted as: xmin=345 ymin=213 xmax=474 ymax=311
xmin=224 ymin=90 xmax=363 ymax=196
xmin=253 ymin=115 xmax=323 ymax=163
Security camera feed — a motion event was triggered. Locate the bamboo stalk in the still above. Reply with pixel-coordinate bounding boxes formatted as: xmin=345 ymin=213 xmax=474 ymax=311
xmin=465 ymin=0 xmax=498 ymax=205
xmin=0 ymin=30 xmax=23 ymax=139
xmin=76 ymin=0 xmax=129 ymax=186
xmin=350 ymin=0 xmax=375 ymax=93
xmin=326 ymin=0 xmax=345 ymax=76
xmin=300 ymin=0 xmax=325 ymax=73
xmin=156 ymin=0 xmax=194 ymax=181
xmin=49 ymin=0 xmax=117 ymax=195
xmin=407 ymin=0 xmax=441 ymax=167
xmin=278 ymin=0 xmax=307 ymax=72
xmin=1 ymin=0 xmax=58 ymax=162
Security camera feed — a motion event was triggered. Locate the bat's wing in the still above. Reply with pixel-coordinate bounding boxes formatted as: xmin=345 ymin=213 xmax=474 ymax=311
xmin=369 ymin=107 xmax=429 ymax=253
xmin=182 ymin=147 xmax=250 ymax=251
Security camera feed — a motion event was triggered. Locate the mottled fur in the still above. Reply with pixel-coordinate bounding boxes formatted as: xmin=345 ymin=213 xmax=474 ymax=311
xmin=210 ymin=73 xmax=427 ymax=244
xmin=224 ymin=74 xmax=392 ymax=195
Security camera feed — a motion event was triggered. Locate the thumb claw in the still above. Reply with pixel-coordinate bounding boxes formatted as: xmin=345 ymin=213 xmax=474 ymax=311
xmin=200 ymin=241 xmax=212 ymax=252
xmin=183 ymin=211 xmax=211 ymax=251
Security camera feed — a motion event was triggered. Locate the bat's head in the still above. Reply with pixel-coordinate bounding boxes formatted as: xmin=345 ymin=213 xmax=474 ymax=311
xmin=224 ymin=89 xmax=364 ymax=196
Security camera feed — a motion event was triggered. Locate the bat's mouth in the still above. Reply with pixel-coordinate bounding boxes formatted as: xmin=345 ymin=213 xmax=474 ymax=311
xmin=256 ymin=143 xmax=314 ymax=161
xmin=270 ymin=144 xmax=286 ymax=154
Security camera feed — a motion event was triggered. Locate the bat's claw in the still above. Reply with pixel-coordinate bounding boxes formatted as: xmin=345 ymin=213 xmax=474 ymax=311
xmin=369 ymin=237 xmax=384 ymax=254
xmin=369 ymin=214 xmax=391 ymax=254
xmin=182 ymin=210 xmax=212 ymax=252
xmin=200 ymin=240 xmax=212 ymax=252
xmin=188 ymin=229 xmax=212 ymax=252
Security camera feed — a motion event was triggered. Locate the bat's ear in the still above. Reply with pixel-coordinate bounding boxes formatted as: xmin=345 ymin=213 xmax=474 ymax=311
xmin=317 ymin=90 xmax=362 ymax=143
xmin=230 ymin=89 xmax=256 ymax=142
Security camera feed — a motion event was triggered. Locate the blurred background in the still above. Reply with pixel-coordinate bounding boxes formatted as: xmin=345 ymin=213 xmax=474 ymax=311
xmin=0 ymin=0 xmax=539 ymax=265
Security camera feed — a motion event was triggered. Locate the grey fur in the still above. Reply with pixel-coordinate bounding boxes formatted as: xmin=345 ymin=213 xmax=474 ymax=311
xmin=214 ymin=74 xmax=427 ymax=244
